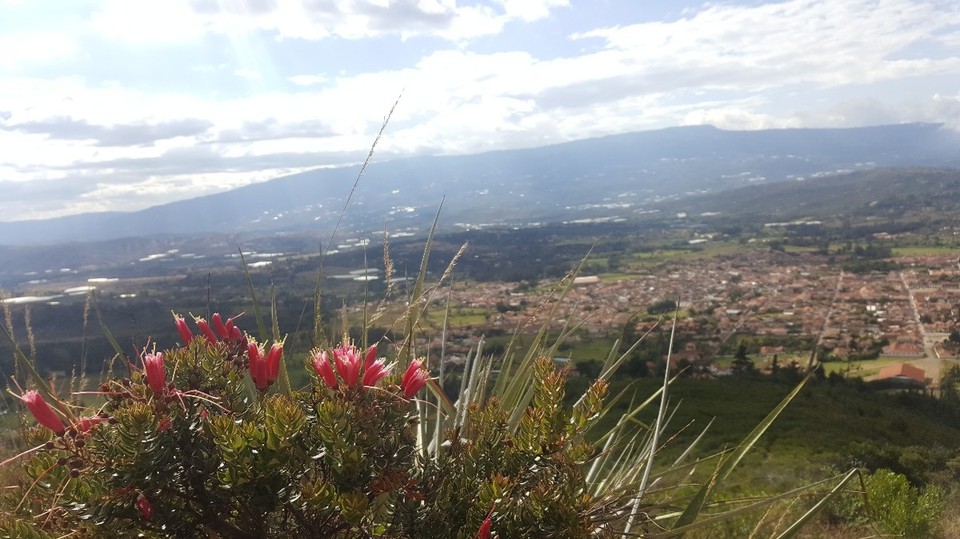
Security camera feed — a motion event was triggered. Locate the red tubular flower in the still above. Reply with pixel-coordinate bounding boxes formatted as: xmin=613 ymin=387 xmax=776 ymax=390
xmin=333 ymin=344 xmax=362 ymax=387
xmin=265 ymin=342 xmax=283 ymax=383
xmin=225 ymin=316 xmax=246 ymax=347
xmin=230 ymin=325 xmax=244 ymax=343
xmin=212 ymin=313 xmax=230 ymax=340
xmin=21 ymin=390 xmax=65 ymax=435
xmin=363 ymin=345 xmax=378 ymax=369
xmin=195 ymin=317 xmax=218 ymax=345
xmin=401 ymin=359 xmax=429 ymax=399
xmin=136 ymin=494 xmax=152 ymax=521
xmin=247 ymin=339 xmax=282 ymax=391
xmin=75 ymin=416 xmax=106 ymax=433
xmin=360 ymin=345 xmax=390 ymax=386
xmin=362 ymin=357 xmax=390 ymax=387
xmin=143 ymin=352 xmax=166 ymax=395
xmin=248 ymin=341 xmax=268 ymax=391
xmin=312 ymin=350 xmax=338 ymax=389
xmin=174 ymin=315 xmax=192 ymax=345
xmin=476 ymin=517 xmax=492 ymax=539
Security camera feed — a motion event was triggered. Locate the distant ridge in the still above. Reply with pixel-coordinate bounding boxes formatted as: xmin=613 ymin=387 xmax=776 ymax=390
xmin=664 ymin=167 xmax=960 ymax=223
xmin=0 ymin=123 xmax=956 ymax=246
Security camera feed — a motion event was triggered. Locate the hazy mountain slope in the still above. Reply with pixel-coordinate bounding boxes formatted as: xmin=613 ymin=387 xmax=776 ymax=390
xmin=0 ymin=123 xmax=956 ymax=246
xmin=662 ymin=167 xmax=960 ymax=223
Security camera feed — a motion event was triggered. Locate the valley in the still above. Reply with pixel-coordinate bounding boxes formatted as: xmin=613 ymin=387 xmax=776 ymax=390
xmin=4 ymin=160 xmax=960 ymax=536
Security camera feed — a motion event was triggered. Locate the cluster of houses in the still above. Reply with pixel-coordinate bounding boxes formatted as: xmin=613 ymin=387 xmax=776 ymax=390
xmin=368 ymin=251 xmax=960 ymax=390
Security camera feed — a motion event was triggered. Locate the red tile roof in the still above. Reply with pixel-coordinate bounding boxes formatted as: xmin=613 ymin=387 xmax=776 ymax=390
xmin=876 ymin=363 xmax=926 ymax=384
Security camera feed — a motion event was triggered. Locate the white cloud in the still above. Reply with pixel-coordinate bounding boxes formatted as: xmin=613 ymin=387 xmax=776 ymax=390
xmin=497 ymin=0 xmax=569 ymax=22
xmin=932 ymin=93 xmax=960 ymax=129
xmin=84 ymin=0 xmax=568 ymax=44
xmin=0 ymin=31 xmax=77 ymax=71
xmin=683 ymin=106 xmax=792 ymax=131
xmin=1 ymin=0 xmax=958 ymax=221
xmin=91 ymin=0 xmax=207 ymax=44
xmin=288 ymin=74 xmax=329 ymax=86
xmin=234 ymin=68 xmax=263 ymax=81
xmin=573 ymin=0 xmax=960 ymax=91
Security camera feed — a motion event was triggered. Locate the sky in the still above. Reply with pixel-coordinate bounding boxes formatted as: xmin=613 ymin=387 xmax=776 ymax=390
xmin=0 ymin=0 xmax=958 ymax=222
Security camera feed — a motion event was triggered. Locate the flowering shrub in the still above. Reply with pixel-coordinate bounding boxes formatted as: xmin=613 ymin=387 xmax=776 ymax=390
xmin=0 ymin=313 xmax=618 ymax=538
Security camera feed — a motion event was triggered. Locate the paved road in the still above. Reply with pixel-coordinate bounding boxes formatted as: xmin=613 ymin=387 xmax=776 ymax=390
xmin=899 ymin=271 xmax=952 ymax=389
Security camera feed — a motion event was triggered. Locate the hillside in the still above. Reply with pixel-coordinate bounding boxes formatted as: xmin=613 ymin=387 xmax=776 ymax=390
xmin=660 ymin=167 xmax=960 ymax=226
xmin=0 ymin=123 xmax=956 ymax=246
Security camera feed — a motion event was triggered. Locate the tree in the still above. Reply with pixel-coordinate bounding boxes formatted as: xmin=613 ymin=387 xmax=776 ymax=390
xmin=647 ymin=298 xmax=678 ymax=315
xmin=941 ymin=364 xmax=960 ymax=402
xmin=731 ymin=343 xmax=754 ymax=377
xmin=576 ymin=359 xmax=603 ymax=379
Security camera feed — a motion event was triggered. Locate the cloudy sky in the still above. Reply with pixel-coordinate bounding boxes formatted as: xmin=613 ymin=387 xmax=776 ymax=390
xmin=1 ymin=0 xmax=958 ymax=222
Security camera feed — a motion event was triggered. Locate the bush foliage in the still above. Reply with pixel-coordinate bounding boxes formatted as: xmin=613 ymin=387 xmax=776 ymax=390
xmin=0 ymin=319 xmax=621 ymax=538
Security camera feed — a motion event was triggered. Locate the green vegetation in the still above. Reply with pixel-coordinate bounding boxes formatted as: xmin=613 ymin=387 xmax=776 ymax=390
xmin=3 ymin=239 xmax=895 ymax=538
xmin=7 ymin=167 xmax=960 ymax=535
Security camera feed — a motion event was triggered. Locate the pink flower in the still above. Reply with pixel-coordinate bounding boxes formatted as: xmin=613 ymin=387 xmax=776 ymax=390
xmin=21 ymin=390 xmax=65 ymax=435
xmin=195 ymin=317 xmax=218 ymax=345
xmin=136 ymin=494 xmax=152 ymax=521
xmin=401 ymin=359 xmax=429 ymax=399
xmin=312 ymin=350 xmax=338 ymax=389
xmin=248 ymin=339 xmax=283 ymax=392
xmin=174 ymin=315 xmax=192 ymax=346
xmin=143 ymin=352 xmax=166 ymax=395
xmin=332 ymin=344 xmax=362 ymax=388
xmin=400 ymin=359 xmax=429 ymax=398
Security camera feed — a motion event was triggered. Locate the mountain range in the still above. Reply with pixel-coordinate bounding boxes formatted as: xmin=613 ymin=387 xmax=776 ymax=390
xmin=1 ymin=122 xmax=958 ymax=247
